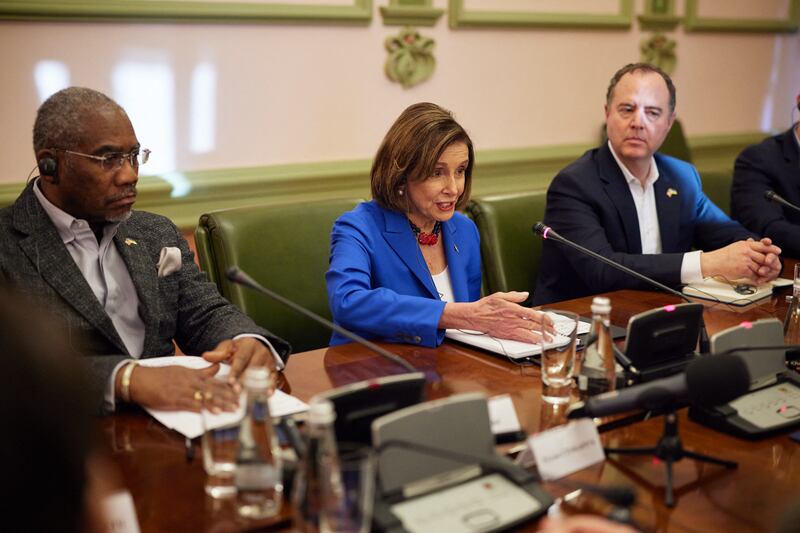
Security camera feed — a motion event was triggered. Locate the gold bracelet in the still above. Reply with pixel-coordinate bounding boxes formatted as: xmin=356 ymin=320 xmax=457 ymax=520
xmin=121 ymin=361 xmax=139 ymax=403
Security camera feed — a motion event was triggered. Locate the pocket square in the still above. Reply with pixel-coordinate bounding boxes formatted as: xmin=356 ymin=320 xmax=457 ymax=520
xmin=157 ymin=247 xmax=182 ymax=277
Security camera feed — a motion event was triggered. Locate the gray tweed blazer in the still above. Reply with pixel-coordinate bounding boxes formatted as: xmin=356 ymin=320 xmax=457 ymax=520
xmin=0 ymin=182 xmax=290 ymax=412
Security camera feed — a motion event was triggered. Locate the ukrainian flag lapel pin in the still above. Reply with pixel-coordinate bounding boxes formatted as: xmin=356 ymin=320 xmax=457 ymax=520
xmin=124 ymin=238 xmax=138 ymax=246
xmin=666 ymin=188 xmax=678 ymax=198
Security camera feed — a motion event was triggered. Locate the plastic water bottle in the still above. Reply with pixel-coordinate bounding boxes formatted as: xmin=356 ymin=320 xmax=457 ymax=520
xmin=578 ymin=296 xmax=618 ymax=397
xmin=235 ymin=366 xmax=283 ymax=519
xmin=291 ymin=399 xmax=344 ymax=533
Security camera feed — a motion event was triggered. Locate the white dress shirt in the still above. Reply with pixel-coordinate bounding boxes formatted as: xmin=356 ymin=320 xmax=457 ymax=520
xmin=607 ymin=142 xmax=703 ymax=284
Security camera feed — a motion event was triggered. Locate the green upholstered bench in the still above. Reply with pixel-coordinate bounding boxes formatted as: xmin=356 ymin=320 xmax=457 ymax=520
xmin=195 ymin=198 xmax=362 ymax=354
xmin=467 ymin=191 xmax=548 ymax=296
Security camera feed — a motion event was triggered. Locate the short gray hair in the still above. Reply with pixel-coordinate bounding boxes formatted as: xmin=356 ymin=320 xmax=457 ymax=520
xmin=33 ymin=87 xmax=125 ymax=152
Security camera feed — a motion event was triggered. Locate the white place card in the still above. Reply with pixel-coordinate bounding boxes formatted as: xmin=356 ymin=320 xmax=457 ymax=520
xmin=488 ymin=394 xmax=522 ymax=435
xmin=100 ymin=490 xmax=141 ymax=533
xmin=526 ymin=418 xmax=604 ymax=480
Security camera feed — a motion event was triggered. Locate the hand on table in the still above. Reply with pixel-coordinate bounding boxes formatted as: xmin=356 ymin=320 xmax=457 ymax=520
xmin=128 ymin=363 xmax=239 ymax=413
xmin=442 ymin=291 xmax=555 ymax=343
xmin=202 ymin=336 xmax=276 ymax=385
xmin=701 ymin=237 xmax=781 ymax=285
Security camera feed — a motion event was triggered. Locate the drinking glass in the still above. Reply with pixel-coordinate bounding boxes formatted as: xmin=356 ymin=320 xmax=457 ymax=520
xmin=322 ymin=446 xmax=376 ymax=533
xmin=539 ymin=309 xmax=579 ymax=404
xmin=202 ymin=393 xmax=245 ymax=499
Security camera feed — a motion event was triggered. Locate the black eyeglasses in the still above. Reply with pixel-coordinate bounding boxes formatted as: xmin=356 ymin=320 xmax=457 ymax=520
xmin=55 ymin=148 xmax=151 ymax=171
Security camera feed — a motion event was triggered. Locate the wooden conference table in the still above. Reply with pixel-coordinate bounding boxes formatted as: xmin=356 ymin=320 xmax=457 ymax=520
xmin=103 ymin=269 xmax=800 ymax=533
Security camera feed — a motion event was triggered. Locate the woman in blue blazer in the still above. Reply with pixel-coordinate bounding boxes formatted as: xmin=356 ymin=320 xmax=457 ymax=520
xmin=326 ymin=103 xmax=551 ymax=347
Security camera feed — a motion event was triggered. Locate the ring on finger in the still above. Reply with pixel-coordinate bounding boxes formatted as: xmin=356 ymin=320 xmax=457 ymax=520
xmin=204 ymin=390 xmax=214 ymax=401
xmin=193 ymin=390 xmax=203 ymax=402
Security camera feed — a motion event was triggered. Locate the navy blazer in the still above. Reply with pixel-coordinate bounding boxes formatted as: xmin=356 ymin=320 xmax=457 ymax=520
xmin=731 ymin=126 xmax=800 ymax=258
xmin=533 ymin=144 xmax=753 ymax=305
xmin=326 ymin=200 xmax=481 ymax=347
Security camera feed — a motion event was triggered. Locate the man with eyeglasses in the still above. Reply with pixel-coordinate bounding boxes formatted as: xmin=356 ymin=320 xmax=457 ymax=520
xmin=0 ymin=87 xmax=290 ymax=414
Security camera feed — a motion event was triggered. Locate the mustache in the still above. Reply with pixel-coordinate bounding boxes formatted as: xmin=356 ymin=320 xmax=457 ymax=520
xmin=106 ymin=186 xmax=137 ymax=204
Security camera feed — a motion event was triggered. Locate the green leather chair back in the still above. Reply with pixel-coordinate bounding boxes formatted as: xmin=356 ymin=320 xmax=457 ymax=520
xmin=467 ymin=191 xmax=548 ymax=295
xmin=699 ymin=170 xmax=733 ymax=215
xmin=195 ymin=198 xmax=362 ymax=354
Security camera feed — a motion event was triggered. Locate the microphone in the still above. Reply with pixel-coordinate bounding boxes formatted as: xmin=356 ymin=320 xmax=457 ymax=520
xmin=225 ymin=266 xmax=417 ymax=373
xmin=765 ymin=190 xmax=800 ymax=215
xmin=532 ymin=222 xmax=711 ymax=353
xmin=566 ymin=354 xmax=749 ymax=419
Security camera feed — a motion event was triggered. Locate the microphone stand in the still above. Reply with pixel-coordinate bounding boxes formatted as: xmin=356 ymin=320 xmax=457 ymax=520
xmin=604 ymin=410 xmax=736 ymax=508
xmin=225 ymin=266 xmax=417 ymax=373
xmin=533 ymin=223 xmax=711 ymax=354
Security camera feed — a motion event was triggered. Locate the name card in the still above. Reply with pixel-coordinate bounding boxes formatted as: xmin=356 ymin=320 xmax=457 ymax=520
xmin=527 ymin=418 xmax=604 ymax=480
xmin=100 ymin=490 xmax=141 ymax=533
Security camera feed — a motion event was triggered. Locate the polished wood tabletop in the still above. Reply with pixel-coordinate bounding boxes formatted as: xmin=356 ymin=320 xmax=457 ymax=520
xmin=103 ymin=263 xmax=800 ymax=533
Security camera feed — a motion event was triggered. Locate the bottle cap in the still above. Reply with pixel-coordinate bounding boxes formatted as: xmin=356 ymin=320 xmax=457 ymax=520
xmin=309 ymin=398 xmax=336 ymax=425
xmin=242 ymin=366 xmax=270 ymax=390
xmin=591 ymin=296 xmax=611 ymax=315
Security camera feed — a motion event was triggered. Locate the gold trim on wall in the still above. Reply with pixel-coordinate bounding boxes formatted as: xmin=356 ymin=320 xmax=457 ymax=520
xmin=684 ymin=0 xmax=799 ymax=33
xmin=0 ymin=0 xmax=373 ymax=24
xmin=448 ymin=0 xmax=633 ymax=29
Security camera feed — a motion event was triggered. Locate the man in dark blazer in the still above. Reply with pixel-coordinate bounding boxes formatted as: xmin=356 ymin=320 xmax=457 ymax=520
xmin=731 ymin=95 xmax=800 ymax=258
xmin=534 ymin=64 xmax=782 ymax=305
xmin=0 ymin=87 xmax=290 ymax=413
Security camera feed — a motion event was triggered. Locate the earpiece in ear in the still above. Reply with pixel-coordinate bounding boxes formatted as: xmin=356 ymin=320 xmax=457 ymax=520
xmin=38 ymin=157 xmax=57 ymax=178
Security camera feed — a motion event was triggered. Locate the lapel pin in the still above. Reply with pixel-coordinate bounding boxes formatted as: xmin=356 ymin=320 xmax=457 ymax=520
xmin=124 ymin=238 xmax=138 ymax=246
xmin=666 ymin=188 xmax=678 ymax=198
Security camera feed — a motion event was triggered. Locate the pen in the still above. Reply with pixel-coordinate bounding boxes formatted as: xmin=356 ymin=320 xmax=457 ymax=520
xmin=185 ymin=437 xmax=194 ymax=463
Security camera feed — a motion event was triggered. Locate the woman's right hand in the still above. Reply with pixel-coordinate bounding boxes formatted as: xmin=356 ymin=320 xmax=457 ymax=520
xmin=441 ymin=291 xmax=555 ymax=343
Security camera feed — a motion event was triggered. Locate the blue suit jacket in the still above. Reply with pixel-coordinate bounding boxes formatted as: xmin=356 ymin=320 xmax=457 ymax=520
xmin=326 ymin=200 xmax=481 ymax=347
xmin=533 ymin=144 xmax=753 ymax=305
xmin=731 ymin=127 xmax=800 ymax=258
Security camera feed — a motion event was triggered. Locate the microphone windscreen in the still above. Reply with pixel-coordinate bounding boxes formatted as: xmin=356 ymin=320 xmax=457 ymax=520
xmin=532 ymin=222 xmax=547 ymax=236
xmin=686 ymin=354 xmax=749 ymax=406
xmin=765 ymin=190 xmax=776 ymax=201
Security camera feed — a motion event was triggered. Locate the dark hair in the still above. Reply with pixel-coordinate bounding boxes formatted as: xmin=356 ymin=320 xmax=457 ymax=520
xmin=606 ymin=63 xmax=676 ymax=114
xmin=371 ymin=102 xmax=474 ymax=212
xmin=0 ymin=290 xmax=94 ymax=532
xmin=33 ymin=86 xmax=126 ymax=152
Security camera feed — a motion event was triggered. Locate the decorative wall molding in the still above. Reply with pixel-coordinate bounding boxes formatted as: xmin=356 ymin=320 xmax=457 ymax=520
xmin=0 ymin=132 xmax=768 ymax=229
xmin=638 ymin=0 xmax=681 ymax=31
xmin=380 ymin=0 xmax=444 ymax=26
xmin=0 ymin=0 xmax=373 ymax=24
xmin=685 ymin=0 xmax=799 ymax=33
xmin=640 ymin=32 xmax=677 ymax=74
xmin=384 ymin=27 xmax=436 ymax=88
xmin=448 ymin=0 xmax=633 ymax=29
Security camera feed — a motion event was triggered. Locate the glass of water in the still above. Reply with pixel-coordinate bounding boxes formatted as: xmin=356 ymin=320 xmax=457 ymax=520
xmin=202 ymin=392 xmax=245 ymax=499
xmin=539 ymin=309 xmax=579 ymax=404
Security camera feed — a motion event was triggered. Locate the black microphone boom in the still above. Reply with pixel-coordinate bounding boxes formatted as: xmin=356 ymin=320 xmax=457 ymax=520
xmin=765 ymin=190 xmax=800 ymax=214
xmin=567 ymin=354 xmax=749 ymax=419
xmin=225 ymin=266 xmax=417 ymax=373
xmin=532 ymin=222 xmax=711 ymax=354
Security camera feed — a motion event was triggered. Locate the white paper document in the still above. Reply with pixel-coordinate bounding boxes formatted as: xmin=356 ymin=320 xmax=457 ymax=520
xmin=137 ymin=356 xmax=309 ymax=439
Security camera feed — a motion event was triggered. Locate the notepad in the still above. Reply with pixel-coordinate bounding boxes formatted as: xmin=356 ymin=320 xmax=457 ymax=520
xmin=445 ymin=312 xmax=590 ymax=360
xmin=682 ymin=277 xmax=791 ymax=306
